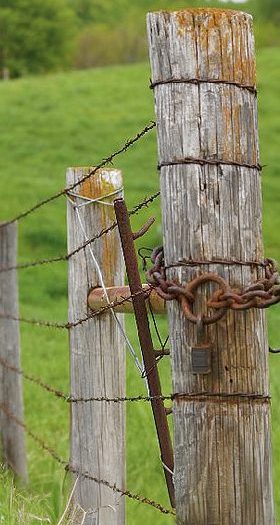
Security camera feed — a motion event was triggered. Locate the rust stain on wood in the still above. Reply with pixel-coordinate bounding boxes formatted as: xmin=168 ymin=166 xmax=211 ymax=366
xmin=172 ymin=9 xmax=256 ymax=86
xmin=79 ymin=169 xmax=119 ymax=286
xmin=174 ymin=8 xmax=246 ymax=33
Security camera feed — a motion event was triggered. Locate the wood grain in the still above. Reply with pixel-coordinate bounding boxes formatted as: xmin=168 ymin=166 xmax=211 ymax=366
xmin=147 ymin=9 xmax=275 ymax=524
xmin=67 ymin=168 xmax=125 ymax=525
xmin=0 ymin=222 xmax=27 ymax=481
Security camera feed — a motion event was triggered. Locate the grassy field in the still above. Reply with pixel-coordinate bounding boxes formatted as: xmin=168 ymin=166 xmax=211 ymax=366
xmin=0 ymin=46 xmax=279 ymax=524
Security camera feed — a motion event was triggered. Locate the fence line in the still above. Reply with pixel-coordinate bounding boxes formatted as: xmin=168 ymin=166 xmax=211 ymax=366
xmin=0 ymin=354 xmax=274 ymax=406
xmin=0 ymin=402 xmax=175 ymax=517
xmin=1 ymin=122 xmax=156 ymax=228
xmin=0 ymin=191 xmax=160 ymax=274
xmin=0 ymin=288 xmax=152 ymax=329
xmin=0 ymin=355 xmax=171 ymax=403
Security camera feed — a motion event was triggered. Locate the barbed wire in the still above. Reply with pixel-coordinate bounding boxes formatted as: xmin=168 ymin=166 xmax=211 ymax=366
xmin=0 ymin=402 xmax=175 ymax=516
xmin=0 ymin=354 xmax=170 ymax=403
xmin=1 ymin=121 xmax=156 ymax=228
xmin=0 ymin=288 xmax=152 ymax=329
xmin=0 ymin=356 xmax=69 ymax=401
xmin=0 ymin=355 xmax=273 ymax=405
xmin=0 ymin=191 xmax=160 ymax=274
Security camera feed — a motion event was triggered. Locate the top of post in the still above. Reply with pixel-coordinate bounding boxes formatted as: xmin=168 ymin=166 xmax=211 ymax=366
xmin=147 ymin=7 xmax=256 ymax=86
xmin=148 ymin=7 xmax=250 ymax=16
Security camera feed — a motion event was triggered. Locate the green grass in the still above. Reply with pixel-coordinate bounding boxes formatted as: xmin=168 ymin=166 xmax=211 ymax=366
xmin=0 ymin=47 xmax=279 ymax=524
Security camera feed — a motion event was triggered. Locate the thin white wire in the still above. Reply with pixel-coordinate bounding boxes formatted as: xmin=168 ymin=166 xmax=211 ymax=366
xmin=72 ymin=201 xmax=145 ymax=378
xmin=162 ymin=461 xmax=174 ymax=478
xmin=57 ymin=478 xmax=86 ymax=525
xmin=67 ymin=187 xmax=123 ymax=208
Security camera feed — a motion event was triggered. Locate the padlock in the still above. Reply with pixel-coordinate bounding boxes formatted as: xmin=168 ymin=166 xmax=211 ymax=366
xmin=191 ymin=317 xmax=212 ymax=374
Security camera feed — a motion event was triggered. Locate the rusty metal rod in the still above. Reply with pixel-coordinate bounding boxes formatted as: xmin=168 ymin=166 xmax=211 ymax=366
xmin=155 ymin=349 xmax=170 ymax=357
xmin=114 ymin=197 xmax=175 ymax=507
xmin=88 ymin=285 xmax=166 ymax=314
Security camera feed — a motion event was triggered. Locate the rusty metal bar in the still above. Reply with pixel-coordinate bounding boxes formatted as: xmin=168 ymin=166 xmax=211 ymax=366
xmin=154 ymin=349 xmax=170 ymax=357
xmin=114 ymin=197 xmax=175 ymax=508
xmin=88 ymin=285 xmax=166 ymax=314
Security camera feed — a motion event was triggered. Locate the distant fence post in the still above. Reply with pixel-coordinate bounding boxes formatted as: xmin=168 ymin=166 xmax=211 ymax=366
xmin=0 ymin=222 xmax=27 ymax=481
xmin=147 ymin=8 xmax=275 ymax=524
xmin=67 ymin=168 xmax=125 ymax=525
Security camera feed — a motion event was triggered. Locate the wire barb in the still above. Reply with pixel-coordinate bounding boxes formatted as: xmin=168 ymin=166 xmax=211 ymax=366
xmin=0 ymin=402 xmax=175 ymax=517
xmin=1 ymin=121 xmax=156 ymax=228
xmin=0 ymin=288 xmax=153 ymax=329
xmin=0 ymin=192 xmax=160 ymax=274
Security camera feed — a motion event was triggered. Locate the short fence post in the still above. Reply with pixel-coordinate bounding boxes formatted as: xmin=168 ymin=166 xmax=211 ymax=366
xmin=0 ymin=222 xmax=27 ymax=481
xmin=67 ymin=168 xmax=125 ymax=525
xmin=147 ymin=8 xmax=275 ymax=524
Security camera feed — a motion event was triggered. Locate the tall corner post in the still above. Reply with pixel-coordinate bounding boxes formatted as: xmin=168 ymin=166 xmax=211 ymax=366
xmin=0 ymin=222 xmax=27 ymax=481
xmin=67 ymin=168 xmax=125 ymax=525
xmin=147 ymin=9 xmax=275 ymax=524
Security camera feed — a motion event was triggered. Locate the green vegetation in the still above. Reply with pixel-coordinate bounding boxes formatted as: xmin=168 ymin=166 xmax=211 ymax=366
xmin=0 ymin=47 xmax=279 ymax=524
xmin=0 ymin=0 xmax=75 ymax=78
xmin=0 ymin=0 xmax=279 ymax=78
xmin=71 ymin=0 xmax=280 ymax=70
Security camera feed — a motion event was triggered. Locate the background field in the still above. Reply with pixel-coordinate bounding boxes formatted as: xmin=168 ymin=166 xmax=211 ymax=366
xmin=0 ymin=47 xmax=279 ymax=524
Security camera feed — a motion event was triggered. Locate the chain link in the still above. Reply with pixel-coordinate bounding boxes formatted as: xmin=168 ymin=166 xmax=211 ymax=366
xmin=147 ymin=247 xmax=280 ymax=325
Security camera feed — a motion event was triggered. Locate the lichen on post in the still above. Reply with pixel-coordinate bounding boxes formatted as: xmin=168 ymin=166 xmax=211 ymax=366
xmin=147 ymin=8 xmax=275 ymax=524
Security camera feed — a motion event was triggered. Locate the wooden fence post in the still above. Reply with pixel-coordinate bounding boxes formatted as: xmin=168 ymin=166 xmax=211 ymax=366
xmin=0 ymin=222 xmax=27 ymax=481
xmin=147 ymin=8 xmax=275 ymax=524
xmin=67 ymin=168 xmax=125 ymax=525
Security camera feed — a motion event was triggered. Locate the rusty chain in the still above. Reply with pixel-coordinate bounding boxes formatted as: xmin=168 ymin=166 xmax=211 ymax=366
xmin=147 ymin=247 xmax=280 ymax=325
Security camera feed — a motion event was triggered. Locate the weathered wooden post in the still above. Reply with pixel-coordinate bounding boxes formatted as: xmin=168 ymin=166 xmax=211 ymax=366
xmin=0 ymin=222 xmax=27 ymax=481
xmin=67 ymin=168 xmax=125 ymax=525
xmin=147 ymin=8 xmax=275 ymax=524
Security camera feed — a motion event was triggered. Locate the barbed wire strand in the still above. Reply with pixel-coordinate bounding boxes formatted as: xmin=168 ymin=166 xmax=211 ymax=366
xmin=0 ymin=356 xmax=272 ymax=405
xmin=0 ymin=288 xmax=152 ymax=329
xmin=0 ymin=402 xmax=175 ymax=516
xmin=1 ymin=121 xmax=156 ymax=228
xmin=0 ymin=354 xmax=170 ymax=403
xmin=0 ymin=191 xmax=160 ymax=274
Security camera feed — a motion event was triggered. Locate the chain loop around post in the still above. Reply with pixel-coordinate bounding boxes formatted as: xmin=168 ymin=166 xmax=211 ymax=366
xmin=147 ymin=247 xmax=280 ymax=326
xmin=181 ymin=274 xmax=229 ymax=324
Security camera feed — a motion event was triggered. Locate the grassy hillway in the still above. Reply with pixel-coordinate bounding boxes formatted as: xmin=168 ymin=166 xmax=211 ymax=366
xmin=0 ymin=47 xmax=279 ymax=524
